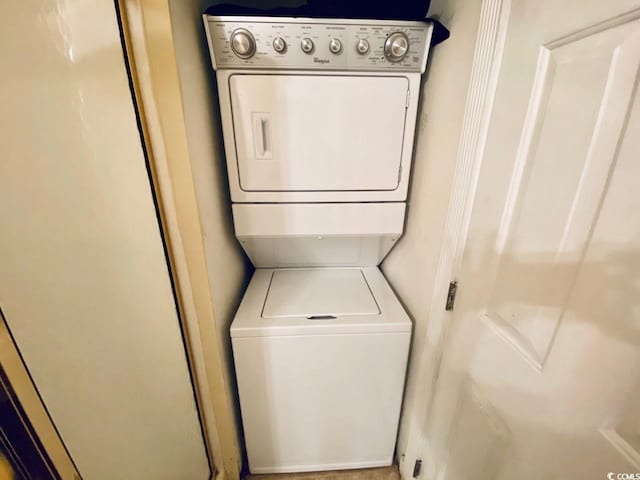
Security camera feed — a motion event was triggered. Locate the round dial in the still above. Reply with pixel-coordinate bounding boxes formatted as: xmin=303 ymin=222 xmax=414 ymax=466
xmin=300 ymin=37 xmax=314 ymax=54
xmin=272 ymin=36 xmax=286 ymax=53
xmin=230 ymin=28 xmax=256 ymax=59
xmin=329 ymin=38 xmax=342 ymax=54
xmin=356 ymin=38 xmax=369 ymax=55
xmin=384 ymin=32 xmax=409 ymax=62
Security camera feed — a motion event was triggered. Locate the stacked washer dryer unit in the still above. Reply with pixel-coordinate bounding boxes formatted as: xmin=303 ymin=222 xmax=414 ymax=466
xmin=203 ymin=15 xmax=433 ymax=474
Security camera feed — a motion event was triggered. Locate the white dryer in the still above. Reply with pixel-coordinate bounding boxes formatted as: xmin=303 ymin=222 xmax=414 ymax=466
xmin=203 ymin=15 xmax=435 ymax=474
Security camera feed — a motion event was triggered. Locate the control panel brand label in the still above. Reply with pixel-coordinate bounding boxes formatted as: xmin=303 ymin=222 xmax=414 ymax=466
xmin=313 ymin=57 xmax=330 ymax=64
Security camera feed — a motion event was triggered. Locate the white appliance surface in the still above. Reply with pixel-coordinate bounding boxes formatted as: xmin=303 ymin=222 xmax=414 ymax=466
xmin=231 ymin=267 xmax=411 ymax=337
xmin=232 ymin=202 xmax=405 ymax=267
xmin=217 ymin=70 xmax=421 ymax=203
xmin=230 ymin=74 xmax=408 ymax=192
xmin=262 ymin=269 xmax=380 ymax=318
xmin=231 ymin=267 xmax=411 ymax=473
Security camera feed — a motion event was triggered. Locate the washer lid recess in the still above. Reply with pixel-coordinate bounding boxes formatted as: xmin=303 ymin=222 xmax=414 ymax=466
xmin=262 ymin=269 xmax=380 ymax=318
xmin=231 ymin=268 xmax=412 ymax=337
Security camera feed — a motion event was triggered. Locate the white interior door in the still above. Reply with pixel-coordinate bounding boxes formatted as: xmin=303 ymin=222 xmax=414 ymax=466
xmin=230 ymin=74 xmax=408 ymax=192
xmin=422 ymin=1 xmax=640 ymax=478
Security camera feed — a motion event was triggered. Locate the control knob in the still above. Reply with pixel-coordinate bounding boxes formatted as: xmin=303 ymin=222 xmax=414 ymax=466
xmin=356 ymin=38 xmax=369 ymax=55
xmin=272 ymin=36 xmax=286 ymax=53
xmin=329 ymin=38 xmax=342 ymax=54
xmin=300 ymin=37 xmax=314 ymax=54
xmin=230 ymin=28 xmax=256 ymax=59
xmin=384 ymin=32 xmax=409 ymax=62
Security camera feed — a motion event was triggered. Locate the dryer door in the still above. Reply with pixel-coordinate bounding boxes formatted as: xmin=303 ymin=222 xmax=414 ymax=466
xmin=228 ymin=73 xmax=409 ymax=194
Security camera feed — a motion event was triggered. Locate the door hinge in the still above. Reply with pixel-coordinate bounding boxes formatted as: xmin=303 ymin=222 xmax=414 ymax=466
xmin=405 ymin=89 xmax=410 ymax=108
xmin=445 ymin=281 xmax=458 ymax=311
xmin=413 ymin=459 xmax=422 ymax=478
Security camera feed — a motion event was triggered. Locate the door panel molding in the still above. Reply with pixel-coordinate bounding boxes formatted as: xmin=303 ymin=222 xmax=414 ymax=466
xmin=545 ymin=7 xmax=640 ymax=50
xmin=601 ymin=429 xmax=640 ymax=470
xmin=481 ymin=11 xmax=640 ymax=371
xmin=601 ymin=374 xmax=640 ymax=470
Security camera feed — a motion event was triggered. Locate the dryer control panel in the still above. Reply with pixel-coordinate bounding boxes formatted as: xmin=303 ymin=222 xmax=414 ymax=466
xmin=204 ymin=16 xmax=433 ymax=73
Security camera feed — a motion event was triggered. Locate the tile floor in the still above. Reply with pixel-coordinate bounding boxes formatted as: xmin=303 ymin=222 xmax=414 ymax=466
xmin=244 ymin=466 xmax=400 ymax=480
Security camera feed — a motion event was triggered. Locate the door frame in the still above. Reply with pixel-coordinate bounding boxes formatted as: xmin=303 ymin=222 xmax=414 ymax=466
xmin=116 ymin=1 xmax=242 ymax=479
xmin=401 ymin=0 xmax=512 ymax=476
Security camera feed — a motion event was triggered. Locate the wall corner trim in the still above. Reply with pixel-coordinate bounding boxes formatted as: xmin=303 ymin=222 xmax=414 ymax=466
xmin=117 ymin=1 xmax=241 ymax=479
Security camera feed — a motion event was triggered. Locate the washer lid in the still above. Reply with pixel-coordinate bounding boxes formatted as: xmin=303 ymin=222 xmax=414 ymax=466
xmin=231 ymin=268 xmax=411 ymax=337
xmin=262 ymin=269 xmax=380 ymax=318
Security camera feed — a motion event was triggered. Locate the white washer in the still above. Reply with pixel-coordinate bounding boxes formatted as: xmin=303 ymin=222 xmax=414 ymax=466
xmin=203 ymin=14 xmax=435 ymax=474
xmin=232 ymin=268 xmax=411 ymax=473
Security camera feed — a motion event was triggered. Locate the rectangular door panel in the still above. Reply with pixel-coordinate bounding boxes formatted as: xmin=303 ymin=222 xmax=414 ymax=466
xmin=484 ymin=15 xmax=640 ymax=369
xmin=230 ymin=74 xmax=408 ymax=192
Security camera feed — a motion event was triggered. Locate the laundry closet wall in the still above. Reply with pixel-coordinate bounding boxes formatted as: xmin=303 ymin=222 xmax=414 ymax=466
xmin=380 ymin=0 xmax=483 ymax=470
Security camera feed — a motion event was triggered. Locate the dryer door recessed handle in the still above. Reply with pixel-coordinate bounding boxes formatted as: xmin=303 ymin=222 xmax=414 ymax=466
xmin=252 ymin=112 xmax=272 ymax=160
xmin=307 ymin=315 xmax=337 ymax=320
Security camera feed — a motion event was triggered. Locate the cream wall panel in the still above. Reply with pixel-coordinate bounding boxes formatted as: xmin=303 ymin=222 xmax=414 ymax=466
xmin=0 ymin=1 xmax=208 ymax=479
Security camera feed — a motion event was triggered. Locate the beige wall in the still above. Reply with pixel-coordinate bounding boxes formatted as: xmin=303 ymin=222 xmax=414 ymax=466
xmin=380 ymin=0 xmax=483 ymax=462
xmin=0 ymin=1 xmax=209 ymax=479
xmin=168 ymin=0 xmax=253 ymax=470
